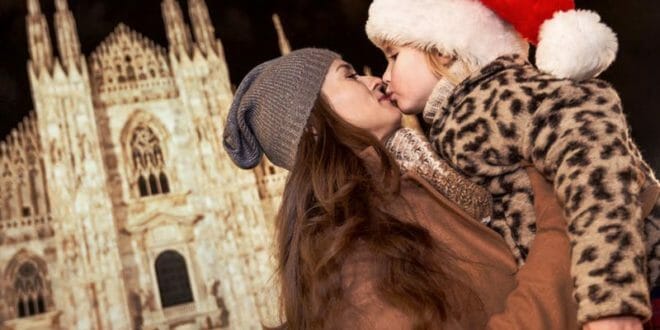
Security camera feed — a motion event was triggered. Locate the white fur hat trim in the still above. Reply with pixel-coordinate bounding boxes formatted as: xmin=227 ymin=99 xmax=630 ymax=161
xmin=366 ymin=0 xmax=529 ymax=69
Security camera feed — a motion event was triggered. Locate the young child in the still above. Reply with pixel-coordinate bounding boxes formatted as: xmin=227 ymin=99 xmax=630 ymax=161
xmin=366 ymin=0 xmax=660 ymax=326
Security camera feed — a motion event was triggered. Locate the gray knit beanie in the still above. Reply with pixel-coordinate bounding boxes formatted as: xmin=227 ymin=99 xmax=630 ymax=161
xmin=223 ymin=48 xmax=340 ymax=170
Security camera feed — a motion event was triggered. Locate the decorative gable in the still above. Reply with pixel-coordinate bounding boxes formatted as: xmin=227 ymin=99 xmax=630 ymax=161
xmin=90 ymin=24 xmax=177 ymax=106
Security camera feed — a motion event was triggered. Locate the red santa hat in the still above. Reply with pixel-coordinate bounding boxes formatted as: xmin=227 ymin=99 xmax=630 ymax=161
xmin=366 ymin=0 xmax=618 ymax=81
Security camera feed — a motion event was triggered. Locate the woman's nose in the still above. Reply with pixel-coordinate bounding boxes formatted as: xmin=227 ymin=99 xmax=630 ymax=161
xmin=357 ymin=75 xmax=384 ymax=92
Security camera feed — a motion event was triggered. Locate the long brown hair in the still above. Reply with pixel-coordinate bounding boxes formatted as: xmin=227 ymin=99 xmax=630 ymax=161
xmin=274 ymin=96 xmax=474 ymax=329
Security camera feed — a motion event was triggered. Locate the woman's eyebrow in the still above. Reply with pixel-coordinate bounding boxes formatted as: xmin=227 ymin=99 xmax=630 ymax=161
xmin=335 ymin=63 xmax=355 ymax=73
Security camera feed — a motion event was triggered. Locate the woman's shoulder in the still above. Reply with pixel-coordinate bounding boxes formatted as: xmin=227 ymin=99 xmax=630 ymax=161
xmin=397 ymin=172 xmax=518 ymax=270
xmin=399 ymin=172 xmax=480 ymax=221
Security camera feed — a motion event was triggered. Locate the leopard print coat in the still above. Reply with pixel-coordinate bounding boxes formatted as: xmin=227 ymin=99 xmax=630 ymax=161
xmin=392 ymin=54 xmax=660 ymax=324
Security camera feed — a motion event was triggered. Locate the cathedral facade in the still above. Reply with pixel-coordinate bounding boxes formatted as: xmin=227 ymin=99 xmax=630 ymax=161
xmin=0 ymin=0 xmax=287 ymax=329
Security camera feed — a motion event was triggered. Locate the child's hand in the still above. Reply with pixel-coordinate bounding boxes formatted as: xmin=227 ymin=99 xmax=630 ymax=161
xmin=582 ymin=316 xmax=643 ymax=330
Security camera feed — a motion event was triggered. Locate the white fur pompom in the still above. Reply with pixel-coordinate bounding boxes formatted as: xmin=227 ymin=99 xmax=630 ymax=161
xmin=536 ymin=10 xmax=618 ymax=81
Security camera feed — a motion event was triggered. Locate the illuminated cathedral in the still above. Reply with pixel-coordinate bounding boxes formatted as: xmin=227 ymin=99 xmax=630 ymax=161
xmin=0 ymin=0 xmax=288 ymax=328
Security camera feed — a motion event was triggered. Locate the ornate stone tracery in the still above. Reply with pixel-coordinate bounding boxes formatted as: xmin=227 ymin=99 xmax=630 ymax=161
xmin=129 ymin=123 xmax=171 ymax=197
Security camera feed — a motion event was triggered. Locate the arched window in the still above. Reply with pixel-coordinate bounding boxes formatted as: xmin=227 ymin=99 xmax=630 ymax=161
xmin=129 ymin=124 xmax=170 ymax=197
xmin=14 ymin=262 xmax=47 ymax=318
xmin=138 ymin=176 xmax=149 ymax=197
xmin=148 ymin=174 xmax=158 ymax=195
xmin=159 ymin=172 xmax=170 ymax=194
xmin=155 ymin=250 xmax=194 ymax=308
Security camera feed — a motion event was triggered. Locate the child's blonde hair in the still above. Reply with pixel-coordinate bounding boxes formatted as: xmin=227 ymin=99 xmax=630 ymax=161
xmin=378 ymin=39 xmax=464 ymax=85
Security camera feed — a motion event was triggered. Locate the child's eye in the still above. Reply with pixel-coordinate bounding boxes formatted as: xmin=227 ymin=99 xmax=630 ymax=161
xmin=388 ymin=53 xmax=398 ymax=61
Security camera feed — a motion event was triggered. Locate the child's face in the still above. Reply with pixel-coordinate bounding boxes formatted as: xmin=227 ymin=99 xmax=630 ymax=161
xmin=382 ymin=45 xmax=439 ymax=115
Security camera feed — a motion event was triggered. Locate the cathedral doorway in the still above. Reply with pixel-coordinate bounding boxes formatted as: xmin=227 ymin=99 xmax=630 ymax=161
xmin=155 ymin=250 xmax=194 ymax=308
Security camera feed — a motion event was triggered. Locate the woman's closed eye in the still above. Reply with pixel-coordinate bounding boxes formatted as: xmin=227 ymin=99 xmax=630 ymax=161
xmin=346 ymin=72 xmax=358 ymax=80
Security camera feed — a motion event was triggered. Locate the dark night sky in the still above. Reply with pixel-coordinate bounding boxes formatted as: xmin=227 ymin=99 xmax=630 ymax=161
xmin=1 ymin=0 xmax=658 ymax=173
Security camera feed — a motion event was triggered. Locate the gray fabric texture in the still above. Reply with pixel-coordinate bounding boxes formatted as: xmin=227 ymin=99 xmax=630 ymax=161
xmin=223 ymin=48 xmax=340 ymax=170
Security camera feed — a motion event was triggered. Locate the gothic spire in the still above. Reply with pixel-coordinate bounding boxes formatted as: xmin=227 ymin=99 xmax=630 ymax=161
xmin=162 ymin=0 xmax=193 ymax=56
xmin=54 ymin=0 xmax=82 ymax=71
xmin=272 ymin=13 xmax=291 ymax=55
xmin=26 ymin=0 xmax=53 ymax=74
xmin=188 ymin=0 xmax=216 ymax=55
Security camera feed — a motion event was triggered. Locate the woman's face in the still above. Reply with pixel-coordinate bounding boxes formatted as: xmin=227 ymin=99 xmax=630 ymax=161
xmin=382 ymin=45 xmax=439 ymax=115
xmin=321 ymin=59 xmax=402 ymax=141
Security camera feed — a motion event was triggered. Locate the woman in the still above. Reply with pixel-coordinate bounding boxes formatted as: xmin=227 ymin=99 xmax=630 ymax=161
xmin=223 ymin=48 xmax=577 ymax=329
xmin=365 ymin=0 xmax=660 ymax=328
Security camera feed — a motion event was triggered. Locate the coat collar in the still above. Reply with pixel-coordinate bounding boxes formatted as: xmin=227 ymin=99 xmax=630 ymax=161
xmin=454 ymin=54 xmax=530 ymax=99
xmin=423 ymin=54 xmax=531 ymax=124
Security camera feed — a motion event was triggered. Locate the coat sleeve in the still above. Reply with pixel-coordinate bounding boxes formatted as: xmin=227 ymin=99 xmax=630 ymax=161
xmin=404 ymin=173 xmax=578 ymax=329
xmin=523 ymin=80 xmax=650 ymax=323
xmin=386 ymin=127 xmax=493 ymax=221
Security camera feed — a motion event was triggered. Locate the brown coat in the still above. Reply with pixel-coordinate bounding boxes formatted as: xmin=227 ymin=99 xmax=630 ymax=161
xmin=338 ymin=170 xmax=578 ymax=329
